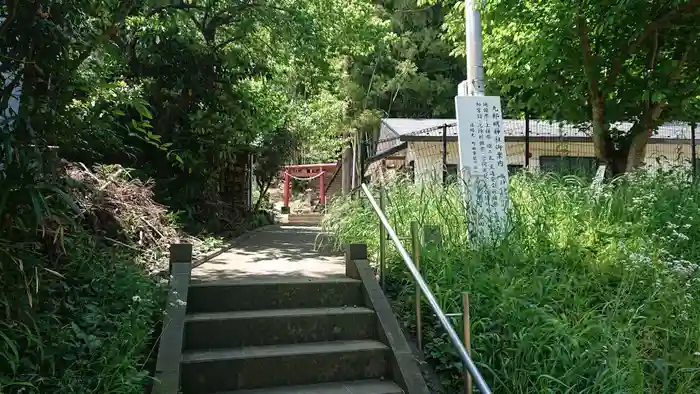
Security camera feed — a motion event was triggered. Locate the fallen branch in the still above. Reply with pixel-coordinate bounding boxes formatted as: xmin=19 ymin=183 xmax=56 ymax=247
xmin=104 ymin=236 xmax=142 ymax=251
xmin=78 ymin=162 xmax=101 ymax=183
xmin=99 ymin=168 xmax=124 ymax=191
xmin=140 ymin=216 xmax=165 ymax=240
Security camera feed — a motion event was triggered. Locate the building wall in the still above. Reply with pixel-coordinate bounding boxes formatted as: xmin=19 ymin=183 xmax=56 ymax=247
xmin=405 ymin=140 xmax=694 ymax=183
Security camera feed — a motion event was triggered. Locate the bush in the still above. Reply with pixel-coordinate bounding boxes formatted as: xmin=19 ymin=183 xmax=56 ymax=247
xmin=0 ymin=232 xmax=165 ymax=394
xmin=324 ymin=169 xmax=700 ymax=393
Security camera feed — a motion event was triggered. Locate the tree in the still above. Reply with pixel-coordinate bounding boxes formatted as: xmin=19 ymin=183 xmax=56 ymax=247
xmin=0 ymin=0 xmax=392 ymax=390
xmin=434 ymin=0 xmax=700 ymax=174
xmin=343 ymin=0 xmax=464 ymax=118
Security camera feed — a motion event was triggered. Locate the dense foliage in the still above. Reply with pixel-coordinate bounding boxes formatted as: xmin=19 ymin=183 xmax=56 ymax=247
xmin=325 ymin=170 xmax=700 ymax=393
xmin=5 ymin=0 xmax=700 ymax=391
xmin=0 ymin=0 xmax=386 ymax=392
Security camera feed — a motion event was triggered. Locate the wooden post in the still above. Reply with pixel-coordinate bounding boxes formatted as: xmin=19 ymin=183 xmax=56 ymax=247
xmin=319 ymin=170 xmax=326 ymax=209
xmin=379 ymin=186 xmax=387 ymax=291
xmin=282 ymin=171 xmax=291 ymax=213
xmin=342 ymin=140 xmax=352 ymax=194
xmin=463 ymin=292 xmax=472 ymax=394
xmin=411 ymin=221 xmax=422 ymax=351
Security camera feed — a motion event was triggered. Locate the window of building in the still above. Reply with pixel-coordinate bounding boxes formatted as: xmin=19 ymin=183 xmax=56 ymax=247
xmin=539 ymin=156 xmax=597 ymax=177
xmin=407 ymin=160 xmax=415 ymax=183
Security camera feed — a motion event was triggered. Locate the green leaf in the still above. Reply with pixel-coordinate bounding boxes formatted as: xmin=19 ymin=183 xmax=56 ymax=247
xmin=132 ymin=101 xmax=153 ymax=119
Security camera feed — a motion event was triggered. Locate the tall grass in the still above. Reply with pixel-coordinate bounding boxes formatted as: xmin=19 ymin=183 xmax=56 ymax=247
xmin=324 ymin=169 xmax=700 ymax=393
xmin=0 ymin=232 xmax=165 ymax=394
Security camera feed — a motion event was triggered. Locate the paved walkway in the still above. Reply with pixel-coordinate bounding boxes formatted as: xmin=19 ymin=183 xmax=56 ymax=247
xmin=191 ymin=224 xmax=345 ymax=283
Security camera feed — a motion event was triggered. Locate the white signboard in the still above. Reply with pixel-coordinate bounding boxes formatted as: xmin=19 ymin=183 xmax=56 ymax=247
xmin=455 ymin=95 xmax=509 ymax=240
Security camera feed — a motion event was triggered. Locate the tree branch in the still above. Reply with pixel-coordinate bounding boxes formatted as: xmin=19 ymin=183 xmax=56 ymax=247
xmin=577 ymin=13 xmax=602 ymax=105
xmin=148 ymin=3 xmax=205 ymax=16
xmin=203 ymin=3 xmax=258 ymax=43
xmin=606 ymin=0 xmax=700 ymax=88
xmin=69 ymin=1 xmax=139 ymax=73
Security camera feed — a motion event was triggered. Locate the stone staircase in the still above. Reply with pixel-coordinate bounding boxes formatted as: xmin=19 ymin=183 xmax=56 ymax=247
xmin=286 ymin=213 xmax=323 ymax=226
xmin=178 ymin=276 xmax=411 ymax=393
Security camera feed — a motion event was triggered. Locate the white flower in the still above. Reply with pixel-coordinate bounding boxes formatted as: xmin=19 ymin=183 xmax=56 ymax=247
xmin=132 ymin=295 xmax=142 ymax=303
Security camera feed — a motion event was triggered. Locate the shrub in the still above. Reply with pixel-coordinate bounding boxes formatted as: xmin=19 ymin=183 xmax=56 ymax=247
xmin=0 ymin=232 xmax=165 ymax=394
xmin=324 ymin=169 xmax=700 ymax=393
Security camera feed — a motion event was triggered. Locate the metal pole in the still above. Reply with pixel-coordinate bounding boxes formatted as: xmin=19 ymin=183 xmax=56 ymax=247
xmin=465 ymin=0 xmax=486 ymax=96
xmin=525 ymin=111 xmax=531 ymax=168
xmin=360 ymin=184 xmax=492 ymax=394
xmin=379 ymin=187 xmax=387 ymax=291
xmin=411 ymin=221 xmax=422 ymax=351
xmin=442 ymin=124 xmax=448 ymax=185
xmin=691 ymin=122 xmax=697 ymax=180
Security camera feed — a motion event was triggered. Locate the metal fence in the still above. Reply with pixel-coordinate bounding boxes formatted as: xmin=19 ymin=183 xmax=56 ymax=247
xmin=362 ymin=119 xmax=699 ymax=184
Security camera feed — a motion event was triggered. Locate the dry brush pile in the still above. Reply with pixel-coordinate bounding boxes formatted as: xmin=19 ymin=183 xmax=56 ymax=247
xmin=0 ymin=161 xmax=227 ymax=393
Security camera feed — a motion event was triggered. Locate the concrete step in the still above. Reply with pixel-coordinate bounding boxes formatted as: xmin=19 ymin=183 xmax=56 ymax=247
xmin=187 ymin=277 xmax=363 ymax=313
xmin=287 ymin=214 xmax=323 ymax=225
xmin=180 ymin=340 xmax=391 ymax=393
xmin=184 ymin=307 xmax=377 ymax=350
xmin=217 ymin=379 xmax=404 ymax=393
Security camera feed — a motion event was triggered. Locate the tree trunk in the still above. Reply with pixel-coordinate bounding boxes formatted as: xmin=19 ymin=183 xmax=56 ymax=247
xmin=608 ymin=147 xmax=630 ymax=176
xmin=625 ymin=126 xmax=652 ymax=172
xmin=591 ymin=98 xmax=610 ymax=160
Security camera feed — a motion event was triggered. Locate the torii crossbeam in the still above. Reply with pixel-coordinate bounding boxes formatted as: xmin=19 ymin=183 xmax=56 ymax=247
xmin=280 ymin=162 xmax=338 ymax=214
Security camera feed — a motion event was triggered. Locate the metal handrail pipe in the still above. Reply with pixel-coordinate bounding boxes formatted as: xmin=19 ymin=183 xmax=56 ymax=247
xmin=360 ymin=183 xmax=492 ymax=394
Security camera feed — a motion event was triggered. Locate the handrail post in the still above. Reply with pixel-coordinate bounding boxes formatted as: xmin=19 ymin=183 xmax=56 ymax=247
xmin=379 ymin=186 xmax=387 ymax=291
xmin=411 ymin=221 xmax=422 ymax=351
xmin=359 ymin=183 xmax=492 ymax=394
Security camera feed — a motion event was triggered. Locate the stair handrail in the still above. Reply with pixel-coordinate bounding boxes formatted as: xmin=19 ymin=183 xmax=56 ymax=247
xmin=359 ymin=183 xmax=493 ymax=394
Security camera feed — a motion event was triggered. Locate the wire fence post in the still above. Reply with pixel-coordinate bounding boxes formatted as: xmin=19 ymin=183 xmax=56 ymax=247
xmin=442 ymin=124 xmax=448 ymax=186
xmin=525 ymin=111 xmax=531 ymax=168
xmin=691 ymin=121 xmax=697 ymax=181
xmin=379 ymin=186 xmax=387 ymax=292
xmin=410 ymin=221 xmax=422 ymax=351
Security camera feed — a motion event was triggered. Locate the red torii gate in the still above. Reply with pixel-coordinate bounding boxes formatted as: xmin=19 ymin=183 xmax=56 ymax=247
xmin=281 ymin=162 xmax=338 ymax=213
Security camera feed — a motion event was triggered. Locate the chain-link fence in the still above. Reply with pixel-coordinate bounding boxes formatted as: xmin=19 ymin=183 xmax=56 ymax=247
xmin=363 ymin=118 xmax=699 ymax=184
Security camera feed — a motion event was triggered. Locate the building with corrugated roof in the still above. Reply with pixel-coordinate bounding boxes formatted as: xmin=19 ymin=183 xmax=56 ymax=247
xmin=366 ymin=118 xmax=698 ymax=183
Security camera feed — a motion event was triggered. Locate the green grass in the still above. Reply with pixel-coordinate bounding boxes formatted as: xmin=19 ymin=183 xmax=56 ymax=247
xmin=324 ymin=168 xmax=700 ymax=393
